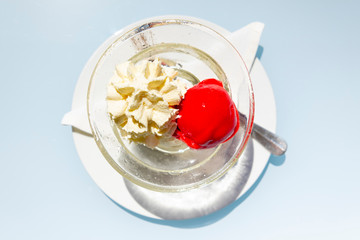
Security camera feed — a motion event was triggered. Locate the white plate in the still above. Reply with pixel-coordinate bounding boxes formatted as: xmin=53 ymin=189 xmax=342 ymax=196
xmin=70 ymin=18 xmax=276 ymax=220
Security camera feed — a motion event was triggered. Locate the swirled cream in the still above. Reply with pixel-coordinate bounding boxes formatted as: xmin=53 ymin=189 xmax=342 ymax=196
xmin=106 ymin=58 xmax=187 ymax=148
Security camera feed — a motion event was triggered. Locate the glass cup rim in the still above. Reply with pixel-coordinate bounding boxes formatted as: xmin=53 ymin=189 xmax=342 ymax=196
xmin=87 ymin=16 xmax=255 ymax=192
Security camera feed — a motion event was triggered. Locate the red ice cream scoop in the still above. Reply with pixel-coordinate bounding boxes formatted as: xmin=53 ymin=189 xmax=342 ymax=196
xmin=175 ymin=78 xmax=240 ymax=149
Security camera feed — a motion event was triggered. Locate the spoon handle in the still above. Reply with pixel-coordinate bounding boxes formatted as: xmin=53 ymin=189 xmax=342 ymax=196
xmin=251 ymin=122 xmax=288 ymax=156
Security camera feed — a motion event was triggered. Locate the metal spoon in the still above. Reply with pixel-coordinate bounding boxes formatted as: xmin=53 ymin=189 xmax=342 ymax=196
xmin=171 ymin=66 xmax=288 ymax=156
xmin=239 ymin=111 xmax=287 ymax=156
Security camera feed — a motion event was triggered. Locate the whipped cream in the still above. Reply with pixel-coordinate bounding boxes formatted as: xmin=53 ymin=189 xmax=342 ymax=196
xmin=106 ymin=58 xmax=187 ymax=148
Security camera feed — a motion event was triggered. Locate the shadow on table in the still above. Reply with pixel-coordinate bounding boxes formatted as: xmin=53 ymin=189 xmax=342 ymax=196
xmin=108 ymin=152 xmax=286 ymax=228
xmin=255 ymin=45 xmax=264 ymax=60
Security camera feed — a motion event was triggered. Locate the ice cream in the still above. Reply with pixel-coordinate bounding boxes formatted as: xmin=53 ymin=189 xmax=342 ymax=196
xmin=106 ymin=58 xmax=187 ymax=148
xmin=175 ymin=78 xmax=240 ymax=149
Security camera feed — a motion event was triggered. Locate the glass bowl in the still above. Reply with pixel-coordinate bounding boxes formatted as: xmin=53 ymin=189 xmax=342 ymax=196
xmin=87 ymin=16 xmax=254 ymax=192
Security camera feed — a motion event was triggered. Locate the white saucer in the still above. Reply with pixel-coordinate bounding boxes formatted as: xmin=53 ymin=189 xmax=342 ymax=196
xmin=70 ymin=20 xmax=276 ymax=220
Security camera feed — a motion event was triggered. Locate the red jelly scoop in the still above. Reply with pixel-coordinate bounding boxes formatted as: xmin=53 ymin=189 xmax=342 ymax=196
xmin=175 ymin=78 xmax=240 ymax=149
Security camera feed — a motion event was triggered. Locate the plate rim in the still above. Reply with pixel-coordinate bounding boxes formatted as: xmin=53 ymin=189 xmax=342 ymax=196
xmin=71 ymin=15 xmax=276 ymax=219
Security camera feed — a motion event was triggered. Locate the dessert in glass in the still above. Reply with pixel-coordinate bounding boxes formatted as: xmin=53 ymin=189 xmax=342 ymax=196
xmin=87 ymin=17 xmax=254 ymax=192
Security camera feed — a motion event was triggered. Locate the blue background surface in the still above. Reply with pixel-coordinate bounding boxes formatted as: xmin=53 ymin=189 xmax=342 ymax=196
xmin=1 ymin=0 xmax=359 ymax=239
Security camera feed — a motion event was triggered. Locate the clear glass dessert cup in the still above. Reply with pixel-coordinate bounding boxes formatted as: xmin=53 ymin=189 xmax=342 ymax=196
xmin=87 ymin=16 xmax=255 ymax=192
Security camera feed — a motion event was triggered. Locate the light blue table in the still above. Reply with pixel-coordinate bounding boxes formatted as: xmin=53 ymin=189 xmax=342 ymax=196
xmin=1 ymin=0 xmax=359 ymax=239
